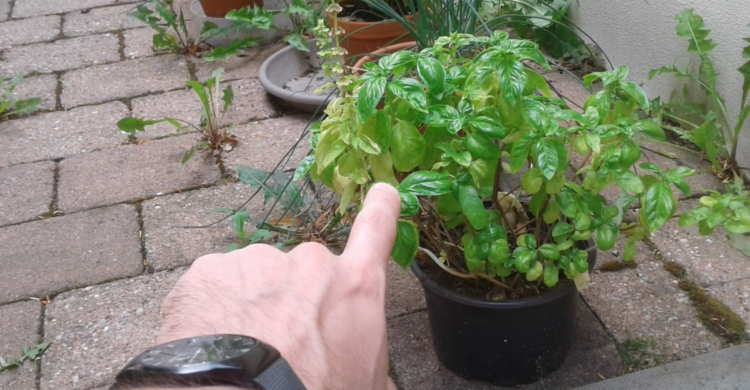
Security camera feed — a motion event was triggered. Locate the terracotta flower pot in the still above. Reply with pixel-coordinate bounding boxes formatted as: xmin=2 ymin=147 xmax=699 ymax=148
xmin=199 ymin=0 xmax=263 ymax=18
xmin=352 ymin=41 xmax=416 ymax=73
xmin=329 ymin=14 xmax=415 ymax=60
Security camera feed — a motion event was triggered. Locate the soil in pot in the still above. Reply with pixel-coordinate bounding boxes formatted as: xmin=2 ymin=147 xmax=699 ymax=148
xmin=411 ymin=241 xmax=596 ymax=386
xmin=330 ymin=3 xmax=414 ymax=61
xmin=200 ymin=0 xmax=263 ymax=18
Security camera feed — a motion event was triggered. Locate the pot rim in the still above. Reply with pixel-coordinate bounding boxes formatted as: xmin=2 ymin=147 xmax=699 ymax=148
xmin=351 ymin=41 xmax=417 ymax=73
xmin=410 ymin=239 xmax=596 ymax=309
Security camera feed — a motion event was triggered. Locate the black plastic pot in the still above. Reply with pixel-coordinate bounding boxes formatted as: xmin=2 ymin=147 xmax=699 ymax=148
xmin=410 ymin=241 xmax=596 ymax=386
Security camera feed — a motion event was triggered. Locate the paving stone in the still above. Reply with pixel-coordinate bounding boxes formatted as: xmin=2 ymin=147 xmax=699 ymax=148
xmin=0 ymin=204 xmax=142 ymax=304
xmin=0 ymin=15 xmax=60 ymax=49
xmin=541 ymin=69 xmax=590 ymax=111
xmin=194 ymin=42 xmax=285 ymax=81
xmin=123 ymin=27 xmax=155 ymax=59
xmin=41 ymin=268 xmax=186 ymax=390
xmin=8 ymin=73 xmax=58 ymax=112
xmin=57 ymin=134 xmax=221 ymax=213
xmin=0 ymin=0 xmax=8 ymax=22
xmin=706 ymin=278 xmax=750 ymax=333
xmin=64 ymin=4 xmax=144 ymax=37
xmin=223 ymin=114 xmax=311 ymax=176
xmin=386 ymin=262 xmax=425 ymax=319
xmin=0 ymin=34 xmax=120 ymax=77
xmin=0 ymin=301 xmax=41 ymax=390
xmin=582 ymin=239 xmax=723 ymax=362
xmin=0 ymin=161 xmax=55 ymax=226
xmin=0 ymin=101 xmax=128 ymax=167
xmin=130 ymin=86 xmax=199 ymax=139
xmin=649 ymin=199 xmax=750 ymax=286
xmin=12 ymin=0 xmax=117 ymax=18
xmin=387 ymin=297 xmax=626 ymax=390
xmin=62 ymin=55 xmax=189 ymax=108
xmin=130 ymin=78 xmax=278 ymax=139
xmin=142 ymin=183 xmax=274 ymax=271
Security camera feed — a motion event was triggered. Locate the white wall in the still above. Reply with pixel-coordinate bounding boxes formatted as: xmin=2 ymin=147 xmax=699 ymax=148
xmin=569 ymin=0 xmax=750 ymax=170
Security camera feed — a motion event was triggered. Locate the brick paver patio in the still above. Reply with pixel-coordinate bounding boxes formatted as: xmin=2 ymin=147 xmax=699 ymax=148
xmin=0 ymin=1 xmax=748 ymax=389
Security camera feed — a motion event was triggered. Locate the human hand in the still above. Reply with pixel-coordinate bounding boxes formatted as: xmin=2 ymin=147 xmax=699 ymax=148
xmin=155 ymin=183 xmax=401 ymax=390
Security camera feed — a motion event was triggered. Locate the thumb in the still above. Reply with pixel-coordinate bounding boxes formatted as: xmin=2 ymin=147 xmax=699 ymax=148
xmin=342 ymin=183 xmax=401 ymax=267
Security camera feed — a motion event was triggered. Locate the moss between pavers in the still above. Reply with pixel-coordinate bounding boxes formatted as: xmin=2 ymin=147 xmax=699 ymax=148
xmin=616 ymin=337 xmax=668 ymax=371
xmin=644 ymin=239 xmax=749 ymax=346
xmin=598 ymin=260 xmax=638 ymax=272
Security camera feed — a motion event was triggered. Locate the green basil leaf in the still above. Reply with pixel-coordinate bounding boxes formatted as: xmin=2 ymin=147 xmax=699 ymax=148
xmin=399 ymin=171 xmax=452 ymax=196
xmin=399 ymin=191 xmax=419 ymax=217
xmin=488 ymin=239 xmax=510 ymax=266
xmin=633 ymin=119 xmax=666 ymax=140
xmin=552 ymin=222 xmax=574 ymax=243
xmin=391 ymin=220 xmax=419 ymax=269
xmin=514 ymin=249 xmax=533 ymax=272
xmin=545 ymin=171 xmax=565 ymax=194
xmin=293 ymin=155 xmax=315 ymax=181
xmin=463 ymin=133 xmax=502 ymax=159
xmin=510 ymin=132 xmax=537 ymax=172
xmin=574 ymin=251 xmax=589 ymax=272
xmin=536 ymin=138 xmax=558 ymax=180
xmin=424 ymin=105 xmax=459 ymax=128
xmin=459 ymin=184 xmax=488 ymax=230
xmin=543 ymin=200 xmax=560 ymax=224
xmin=357 ymin=76 xmax=386 ymax=122
xmin=642 ymin=182 xmax=674 ymax=232
xmin=417 ymin=56 xmax=446 ymax=96
xmin=595 ymin=221 xmax=618 ymax=250
xmin=543 ymin=263 xmax=559 ymax=287
xmin=469 ymin=117 xmax=508 ymax=139
xmin=526 ymin=261 xmax=544 ymax=281
xmin=623 ymin=239 xmax=636 ymax=262
xmin=679 ymin=206 xmax=709 ymax=226
xmin=613 ymin=169 xmax=645 ymax=194
xmin=391 ymin=120 xmax=425 ymax=172
xmin=539 ymin=243 xmax=560 ymax=260
xmin=620 ymin=81 xmax=650 ymax=112
xmin=619 ymin=140 xmax=641 ymax=168
xmin=555 ymin=188 xmax=578 ymax=218
xmin=387 ymin=79 xmax=428 ymax=113
xmin=496 ymin=52 xmax=526 ymax=105
xmin=522 ymin=167 xmax=544 ymax=194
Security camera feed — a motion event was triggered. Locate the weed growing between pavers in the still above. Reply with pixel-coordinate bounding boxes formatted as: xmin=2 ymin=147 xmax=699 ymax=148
xmin=616 ymin=338 xmax=667 ymax=371
xmin=645 ymin=239 xmax=749 ymax=346
xmin=0 ymin=343 xmax=49 ymax=373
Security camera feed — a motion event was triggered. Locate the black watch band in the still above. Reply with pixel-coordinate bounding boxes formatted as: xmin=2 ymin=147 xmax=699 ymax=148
xmin=111 ymin=334 xmax=306 ymax=390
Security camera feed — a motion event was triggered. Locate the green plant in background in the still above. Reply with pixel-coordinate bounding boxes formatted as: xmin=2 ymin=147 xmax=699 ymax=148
xmin=0 ymin=74 xmax=41 ymax=120
xmin=130 ymin=0 xmax=324 ymax=58
xmin=279 ymin=0 xmax=327 ymax=51
xmin=680 ymin=176 xmax=750 ymax=255
xmin=117 ymin=68 xmax=237 ymax=164
xmin=128 ymin=0 xmax=266 ymax=61
xmin=301 ymin=24 xmax=709 ymax=296
xmin=650 ymin=9 xmax=750 ymax=178
xmin=487 ymin=0 xmax=603 ymax=72
xmin=361 ymin=0 xmax=602 ymax=73
xmin=0 ymin=343 xmax=50 ymax=373
xmin=363 ymin=0 xmax=484 ymax=49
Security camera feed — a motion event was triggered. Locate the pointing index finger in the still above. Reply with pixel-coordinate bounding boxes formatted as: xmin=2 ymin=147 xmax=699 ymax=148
xmin=342 ymin=183 xmax=401 ymax=267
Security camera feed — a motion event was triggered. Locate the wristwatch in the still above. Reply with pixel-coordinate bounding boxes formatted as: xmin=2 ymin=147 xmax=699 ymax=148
xmin=110 ymin=334 xmax=306 ymax=390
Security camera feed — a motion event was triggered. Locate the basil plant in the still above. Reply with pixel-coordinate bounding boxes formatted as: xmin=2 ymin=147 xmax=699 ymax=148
xmin=301 ymin=32 xmax=695 ymax=294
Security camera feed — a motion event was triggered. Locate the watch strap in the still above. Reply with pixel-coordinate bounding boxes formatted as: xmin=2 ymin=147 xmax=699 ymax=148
xmin=255 ymin=357 xmax=307 ymax=390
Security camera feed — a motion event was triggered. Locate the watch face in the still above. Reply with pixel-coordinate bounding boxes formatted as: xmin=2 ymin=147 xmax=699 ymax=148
xmin=139 ymin=335 xmax=259 ymax=373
